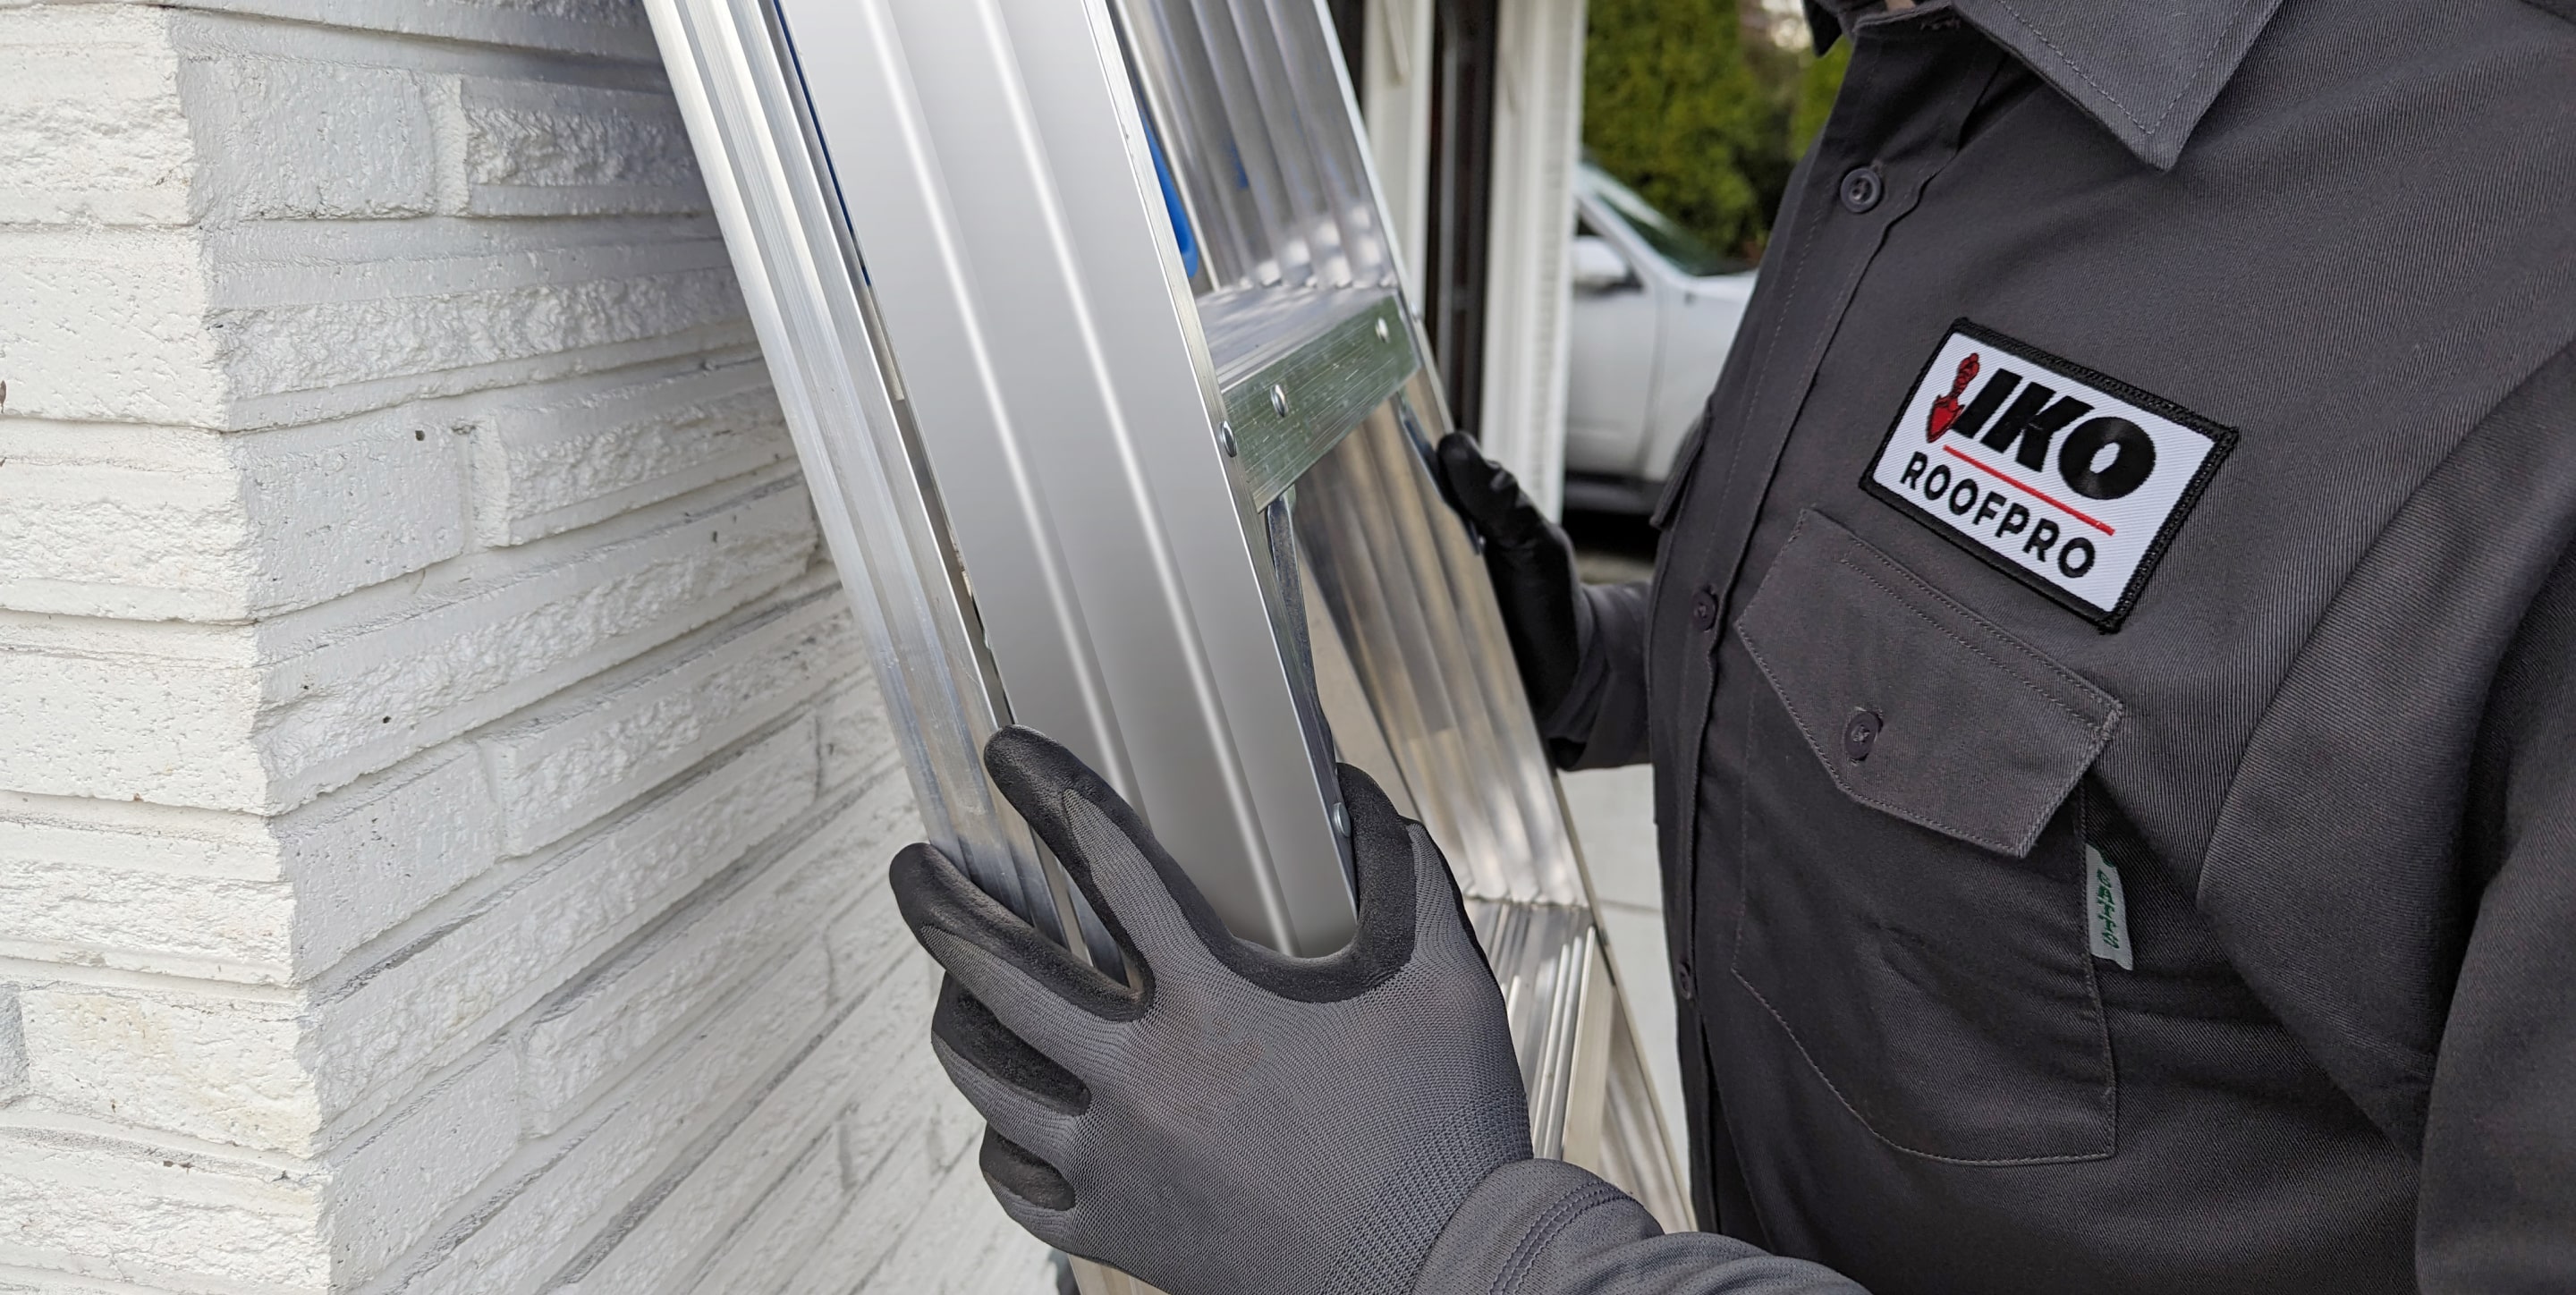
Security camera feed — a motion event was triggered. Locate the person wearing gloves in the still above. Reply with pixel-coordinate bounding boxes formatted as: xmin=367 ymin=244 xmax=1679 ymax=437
xmin=894 ymin=0 xmax=2576 ymax=1291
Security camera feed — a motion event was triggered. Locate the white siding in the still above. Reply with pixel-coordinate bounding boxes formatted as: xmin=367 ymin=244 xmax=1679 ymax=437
xmin=0 ymin=3 xmax=1040 ymax=1290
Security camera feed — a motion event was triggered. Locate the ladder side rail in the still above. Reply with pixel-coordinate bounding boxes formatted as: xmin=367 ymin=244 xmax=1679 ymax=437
xmin=1281 ymin=0 xmax=1582 ymax=893
xmin=1295 ymin=416 xmax=1520 ymax=897
xmin=1160 ymin=0 xmax=1325 ymax=288
xmin=1352 ymin=399 xmax=1559 ymax=893
xmin=1141 ymin=0 xmax=1584 ymax=903
xmin=776 ymin=0 xmax=1363 ymax=955
xmin=1112 ymin=0 xmax=1274 ymax=292
xmin=640 ymin=0 xmax=1068 ymax=931
xmin=1385 ymin=378 xmax=1589 ymax=901
xmin=1208 ymin=0 xmax=1356 ymax=285
xmin=1262 ymin=0 xmax=1399 ymax=288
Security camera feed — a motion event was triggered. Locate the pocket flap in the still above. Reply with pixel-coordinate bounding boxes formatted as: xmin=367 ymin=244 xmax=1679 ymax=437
xmin=1734 ymin=511 xmax=2122 ymax=858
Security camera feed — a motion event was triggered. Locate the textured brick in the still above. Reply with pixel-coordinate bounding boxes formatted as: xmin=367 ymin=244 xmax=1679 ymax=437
xmin=480 ymin=577 xmax=854 ymax=854
xmin=816 ymin=673 xmax=902 ymax=795
xmin=278 ymin=748 xmax=502 ymax=978
xmin=183 ymin=55 xmax=439 ymax=220
xmin=307 ymin=717 xmax=821 ymax=1127
xmin=473 ymin=357 xmax=792 ymax=546
xmin=0 ymin=1129 xmax=325 ymax=1291
xmin=825 ymin=886 xmax=910 ymax=1010
xmin=0 ymin=755 xmax=496 ymax=985
xmin=786 ymin=1046 xmax=1043 ymax=1295
xmin=838 ymin=991 xmax=974 ymax=1187
xmin=459 ymin=77 xmax=704 ymax=217
xmin=0 ymin=473 xmax=813 ymax=815
xmin=207 ymin=233 xmax=744 ymax=410
xmin=684 ymin=1130 xmax=850 ymax=1295
xmin=0 ymin=2 xmax=1030 ymax=1288
xmin=0 ymin=987 xmax=24 ymax=1103
xmin=20 ymin=985 xmax=318 ymax=1155
xmin=512 ymin=779 xmax=875 ymax=1134
xmin=0 ymin=851 xmax=290 ymax=982
xmin=0 ymin=7 xmax=192 ymax=226
xmin=0 ymin=456 xmax=252 ymax=622
xmin=863 ymin=1146 xmax=1051 ymax=1295
xmin=563 ymin=956 xmax=935 ymax=1295
xmin=257 ymin=472 xmax=816 ymax=812
xmin=233 ymin=410 xmax=474 ymax=616
xmin=389 ymin=945 xmax=832 ymax=1295
xmin=0 ymin=792 xmax=292 ymax=980
xmin=155 ymin=0 xmax=659 ymax=61
xmin=0 ymin=411 xmax=470 ymax=622
xmin=322 ymin=1049 xmax=521 ymax=1279
xmin=0 ymin=228 xmax=226 ymax=426
xmin=784 ymin=1129 xmax=938 ymax=1295
xmin=0 ymin=631 xmax=264 ymax=814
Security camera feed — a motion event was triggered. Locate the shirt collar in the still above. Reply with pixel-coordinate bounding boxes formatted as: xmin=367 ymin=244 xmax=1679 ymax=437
xmin=1804 ymin=0 xmax=2285 ymax=170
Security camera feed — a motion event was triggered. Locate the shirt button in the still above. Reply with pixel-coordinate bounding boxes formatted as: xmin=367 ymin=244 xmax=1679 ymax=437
xmin=1674 ymin=961 xmax=1697 ymax=1001
xmin=1844 ymin=708 xmax=1883 ymax=761
xmin=1690 ymin=588 xmax=1718 ymax=631
xmin=1839 ymin=165 xmax=1884 ymax=214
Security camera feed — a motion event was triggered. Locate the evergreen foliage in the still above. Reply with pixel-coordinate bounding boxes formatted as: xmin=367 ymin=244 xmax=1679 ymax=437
xmin=1581 ymin=0 xmax=1849 ymax=261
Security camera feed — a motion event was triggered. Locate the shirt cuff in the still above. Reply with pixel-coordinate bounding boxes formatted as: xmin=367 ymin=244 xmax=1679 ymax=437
xmin=1413 ymin=1159 xmax=1638 ymax=1295
xmin=1539 ymin=581 xmax=1652 ymax=770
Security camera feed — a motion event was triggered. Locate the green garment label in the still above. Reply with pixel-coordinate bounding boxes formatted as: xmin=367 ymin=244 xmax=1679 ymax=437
xmin=2085 ymin=845 xmax=2134 ymax=971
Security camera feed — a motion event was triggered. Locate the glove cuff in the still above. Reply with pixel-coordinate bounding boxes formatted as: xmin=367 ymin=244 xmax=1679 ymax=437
xmin=1410 ymin=1159 xmax=1634 ymax=1295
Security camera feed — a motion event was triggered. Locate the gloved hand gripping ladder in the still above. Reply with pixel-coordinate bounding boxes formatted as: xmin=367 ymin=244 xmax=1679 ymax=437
xmin=640 ymin=0 xmax=1692 ymax=1286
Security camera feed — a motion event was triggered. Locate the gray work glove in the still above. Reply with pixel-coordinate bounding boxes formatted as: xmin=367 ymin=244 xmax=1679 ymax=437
xmin=889 ymin=726 xmax=1531 ymax=1295
xmin=1434 ymin=433 xmax=1590 ymax=722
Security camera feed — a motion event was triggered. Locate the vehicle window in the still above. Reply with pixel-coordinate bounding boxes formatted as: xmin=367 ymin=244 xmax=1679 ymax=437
xmin=1582 ymin=165 xmax=1750 ymax=277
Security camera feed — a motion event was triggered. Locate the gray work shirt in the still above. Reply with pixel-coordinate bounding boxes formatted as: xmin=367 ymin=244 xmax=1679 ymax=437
xmin=1419 ymin=1 xmax=2576 ymax=1291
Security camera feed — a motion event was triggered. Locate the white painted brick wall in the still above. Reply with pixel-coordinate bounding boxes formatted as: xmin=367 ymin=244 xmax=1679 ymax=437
xmin=0 ymin=3 xmax=1043 ymax=1291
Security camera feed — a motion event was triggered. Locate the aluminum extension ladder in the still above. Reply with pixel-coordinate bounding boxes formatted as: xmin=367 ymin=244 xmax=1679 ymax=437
xmin=640 ymin=0 xmax=1692 ymax=1285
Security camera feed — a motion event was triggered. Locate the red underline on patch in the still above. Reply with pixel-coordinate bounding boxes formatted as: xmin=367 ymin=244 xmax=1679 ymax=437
xmin=1942 ymin=445 xmax=2116 ymax=537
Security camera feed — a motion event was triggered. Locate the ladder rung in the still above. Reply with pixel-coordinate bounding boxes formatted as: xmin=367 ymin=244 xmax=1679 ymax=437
xmin=1200 ymin=284 xmax=1419 ymax=506
xmin=1465 ymin=897 xmax=1600 ymax=1161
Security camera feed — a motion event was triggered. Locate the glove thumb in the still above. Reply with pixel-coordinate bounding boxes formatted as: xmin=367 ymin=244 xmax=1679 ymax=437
xmin=1436 ymin=433 xmax=1552 ymax=552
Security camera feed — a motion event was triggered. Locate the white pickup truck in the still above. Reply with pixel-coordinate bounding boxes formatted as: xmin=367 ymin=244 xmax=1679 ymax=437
xmin=1562 ymin=162 xmax=1758 ymax=514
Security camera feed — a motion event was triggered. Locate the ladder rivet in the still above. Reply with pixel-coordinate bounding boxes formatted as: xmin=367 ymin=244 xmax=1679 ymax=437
xmin=1217 ymin=420 xmax=1238 ymax=457
xmin=1331 ymin=803 xmax=1350 ymax=836
xmin=1269 ymin=384 xmax=1290 ymax=418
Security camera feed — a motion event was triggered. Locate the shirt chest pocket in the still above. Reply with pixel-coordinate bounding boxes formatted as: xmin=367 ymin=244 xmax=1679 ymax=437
xmin=1729 ymin=509 xmax=2123 ymax=1164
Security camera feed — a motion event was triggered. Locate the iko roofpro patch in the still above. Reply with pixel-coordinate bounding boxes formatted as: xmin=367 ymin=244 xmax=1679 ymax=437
xmin=1862 ymin=320 xmax=2236 ymax=631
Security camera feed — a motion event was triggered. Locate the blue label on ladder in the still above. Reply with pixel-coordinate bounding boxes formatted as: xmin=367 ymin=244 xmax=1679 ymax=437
xmin=1142 ymin=113 xmax=1200 ymax=281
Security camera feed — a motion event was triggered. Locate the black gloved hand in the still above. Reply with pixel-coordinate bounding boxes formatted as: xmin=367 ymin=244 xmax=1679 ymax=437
xmin=1435 ymin=433 xmax=1589 ymax=723
xmin=890 ymin=726 xmax=1530 ymax=1295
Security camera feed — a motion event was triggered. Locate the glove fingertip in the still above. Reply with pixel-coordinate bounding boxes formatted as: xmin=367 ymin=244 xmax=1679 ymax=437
xmin=887 ymin=841 xmax=973 ymax=933
xmin=1333 ymin=761 xmax=1406 ymax=839
xmin=981 ymin=1127 xmax=1077 ymax=1213
xmin=981 ymin=725 xmax=1094 ymax=808
xmin=1335 ymin=761 xmax=1461 ymax=957
xmin=981 ymin=728 xmax=1151 ymax=870
xmin=1434 ymin=432 xmax=1478 ymax=474
xmin=934 ymin=974 xmax=1092 ymax=1115
xmin=979 ymin=726 xmax=1221 ymax=972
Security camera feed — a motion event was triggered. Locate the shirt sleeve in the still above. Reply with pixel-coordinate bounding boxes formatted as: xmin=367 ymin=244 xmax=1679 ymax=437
xmin=1538 ymin=581 xmax=1654 ymax=771
xmin=1415 ymin=1160 xmax=1867 ymax=1295
xmin=2414 ymin=534 xmax=2576 ymax=1291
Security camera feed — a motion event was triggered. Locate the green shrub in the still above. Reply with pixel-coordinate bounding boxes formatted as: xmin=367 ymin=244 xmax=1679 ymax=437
xmin=1582 ymin=0 xmax=1850 ymax=261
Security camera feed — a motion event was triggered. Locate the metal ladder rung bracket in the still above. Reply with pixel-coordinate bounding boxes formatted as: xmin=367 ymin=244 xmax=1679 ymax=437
xmin=1203 ymin=285 xmax=1419 ymax=506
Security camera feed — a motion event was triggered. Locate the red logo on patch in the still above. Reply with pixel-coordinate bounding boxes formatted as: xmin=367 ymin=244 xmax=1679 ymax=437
xmin=1928 ymin=352 xmax=1979 ymax=441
